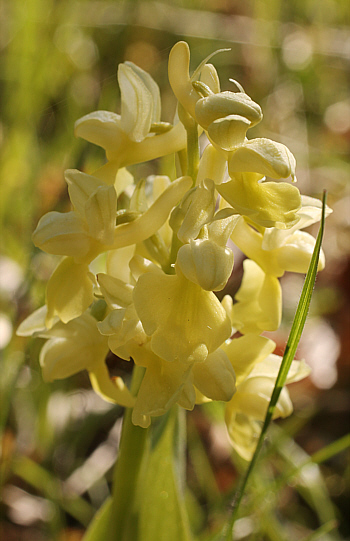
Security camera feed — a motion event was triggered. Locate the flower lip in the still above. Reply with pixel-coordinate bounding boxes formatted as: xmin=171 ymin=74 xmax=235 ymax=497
xmin=195 ymin=91 xmax=263 ymax=130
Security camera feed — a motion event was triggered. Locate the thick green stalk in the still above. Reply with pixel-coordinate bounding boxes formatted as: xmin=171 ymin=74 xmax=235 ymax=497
xmin=108 ymin=365 xmax=148 ymax=540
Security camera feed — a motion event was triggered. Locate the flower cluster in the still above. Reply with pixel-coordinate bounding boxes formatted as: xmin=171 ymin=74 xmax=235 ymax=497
xmin=18 ymin=42 xmax=329 ymax=460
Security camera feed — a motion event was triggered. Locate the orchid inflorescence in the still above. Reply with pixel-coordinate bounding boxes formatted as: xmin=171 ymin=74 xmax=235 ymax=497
xmin=18 ymin=42 xmax=330 ymax=460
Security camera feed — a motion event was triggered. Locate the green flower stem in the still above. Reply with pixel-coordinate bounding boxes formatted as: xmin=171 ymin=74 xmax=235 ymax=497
xmin=108 ymin=365 xmax=148 ymax=540
xmin=177 ymin=102 xmax=200 ymax=184
xmin=186 ymin=122 xmax=200 ymax=184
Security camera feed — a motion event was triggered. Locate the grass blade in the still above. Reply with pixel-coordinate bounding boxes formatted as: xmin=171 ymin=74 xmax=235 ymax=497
xmin=222 ymin=191 xmax=327 ymax=540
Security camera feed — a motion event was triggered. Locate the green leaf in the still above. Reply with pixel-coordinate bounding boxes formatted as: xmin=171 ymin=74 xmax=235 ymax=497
xmin=137 ymin=407 xmax=193 ymax=541
xmin=222 ymin=191 xmax=327 ymax=540
xmin=83 ymin=497 xmax=112 ymax=541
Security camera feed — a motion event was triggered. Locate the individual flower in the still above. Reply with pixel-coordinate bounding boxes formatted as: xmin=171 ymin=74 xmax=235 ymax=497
xmin=217 ymin=171 xmax=301 ymax=230
xmin=75 ymin=61 xmax=187 ymax=171
xmin=130 ymin=343 xmax=236 ymax=428
xmin=230 ymin=195 xmax=330 ymax=278
xmin=95 ymin=259 xmax=236 ymax=428
xmin=221 ymin=335 xmax=311 ymax=460
xmin=17 ymin=307 xmax=135 ymax=407
xmin=133 ymin=263 xmax=232 ymax=364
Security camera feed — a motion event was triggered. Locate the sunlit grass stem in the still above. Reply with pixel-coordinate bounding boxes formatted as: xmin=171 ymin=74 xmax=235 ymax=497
xmin=223 ymin=191 xmax=327 ymax=541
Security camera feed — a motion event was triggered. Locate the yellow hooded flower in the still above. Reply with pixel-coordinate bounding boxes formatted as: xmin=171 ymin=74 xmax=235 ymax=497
xmin=176 ymin=213 xmax=237 ymax=292
xmin=32 ymin=170 xmax=118 ymax=261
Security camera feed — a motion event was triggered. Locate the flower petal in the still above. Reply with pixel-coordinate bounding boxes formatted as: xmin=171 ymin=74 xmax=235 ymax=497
xmin=177 ymin=179 xmax=216 ymax=243
xmin=84 ymin=185 xmax=117 ymax=245
xmin=133 ymin=267 xmax=231 ymax=364
xmin=228 ymin=138 xmax=296 ymax=180
xmin=119 ymin=62 xmax=158 ymax=142
xmin=220 ymin=334 xmax=276 ymax=385
xmin=177 ymin=239 xmax=234 ymax=291
xmin=46 ymin=257 xmax=94 ymax=326
xmin=218 ymin=172 xmax=301 ymax=229
xmin=39 ymin=313 xmax=108 ymax=381
xmin=32 ymin=211 xmax=90 ymax=257
xmin=132 ymin=349 xmax=192 ymax=428
xmin=89 ymin=361 xmax=135 ymax=407
xmin=112 ymin=176 xmax=192 ymax=249
xmin=230 ymin=259 xmax=282 ymax=334
xmin=192 ymin=348 xmax=236 ymax=401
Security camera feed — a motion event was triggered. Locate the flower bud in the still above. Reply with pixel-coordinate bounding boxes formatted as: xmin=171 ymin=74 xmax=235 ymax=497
xmin=177 ymin=239 xmax=234 ymax=291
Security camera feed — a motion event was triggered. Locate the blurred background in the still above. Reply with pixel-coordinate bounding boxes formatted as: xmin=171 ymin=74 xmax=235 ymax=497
xmin=1 ymin=0 xmax=349 ymax=539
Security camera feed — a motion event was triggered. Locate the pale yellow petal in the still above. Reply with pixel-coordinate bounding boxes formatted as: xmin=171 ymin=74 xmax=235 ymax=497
xmin=275 ymin=231 xmax=326 ymax=273
xmin=231 ymin=218 xmax=284 ymax=276
xmin=228 ymin=138 xmax=296 ymax=180
xmin=225 ymin=410 xmax=261 ymax=461
xmin=168 ymin=41 xmax=198 ymax=118
xmin=207 ymin=114 xmax=250 ymax=151
xmin=39 ymin=313 xmax=108 ymax=381
xmin=218 ymin=173 xmax=301 ymax=229
xmin=220 ymin=334 xmax=276 ymax=385
xmin=89 ymin=361 xmax=135 ymax=407
xmin=250 ymin=354 xmax=311 ymax=384
xmin=231 ymin=259 xmax=282 ymax=334
xmin=133 ymin=267 xmax=231 ymax=364
xmin=119 ymin=63 xmax=154 ymax=142
xmin=106 ymin=246 xmax=135 ymax=284
xmin=32 ymin=211 xmax=90 ymax=258
xmin=84 ymin=185 xmax=117 ymax=245
xmin=112 ymin=176 xmax=192 ymax=249
xmin=74 ymin=111 xmax=124 ymax=156
xmin=46 ymin=257 xmax=94 ymax=326
xmin=97 ymin=273 xmax=133 ymax=308
xmin=177 ymin=179 xmax=216 ymax=243
xmin=229 ymin=377 xmax=293 ymax=421
xmin=195 ymin=91 xmax=262 ymax=130
xmin=192 ymin=348 xmax=236 ymax=401
xmin=65 ymin=169 xmax=107 ymax=216
xmin=119 ymin=62 xmax=160 ymax=142
xmin=132 ymin=352 xmax=191 ymax=427
xmin=177 ymin=239 xmax=233 ymax=291
xmin=17 ymin=306 xmax=49 ymax=337
xmin=196 ymin=143 xmax=227 ymax=185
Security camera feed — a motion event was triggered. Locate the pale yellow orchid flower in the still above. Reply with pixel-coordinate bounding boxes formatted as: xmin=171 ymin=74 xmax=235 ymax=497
xmin=231 ymin=207 xmax=326 ymax=278
xmin=133 ymin=263 xmax=232 ymax=364
xmin=128 ymin=341 xmax=236 ymax=428
xmin=75 ymin=61 xmax=187 ymax=168
xmin=223 ymin=335 xmax=311 ymax=460
xmin=32 ymin=170 xmax=118 ymax=262
xmin=17 ymin=307 xmax=135 ymax=408
xmin=217 ymin=171 xmax=301 ymax=230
